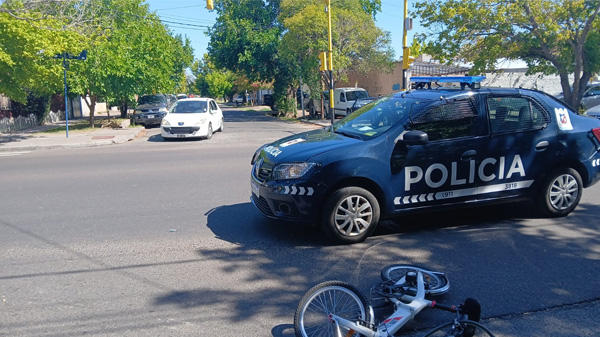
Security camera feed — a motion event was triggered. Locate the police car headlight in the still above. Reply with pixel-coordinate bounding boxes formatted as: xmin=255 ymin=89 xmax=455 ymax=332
xmin=273 ymin=163 xmax=316 ymax=180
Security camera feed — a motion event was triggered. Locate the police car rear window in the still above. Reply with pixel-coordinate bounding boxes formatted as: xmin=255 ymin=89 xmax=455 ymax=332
xmin=409 ymin=98 xmax=479 ymax=141
xmin=487 ymin=96 xmax=549 ymax=134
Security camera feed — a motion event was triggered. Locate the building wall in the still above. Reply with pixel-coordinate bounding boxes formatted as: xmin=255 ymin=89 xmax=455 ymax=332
xmin=338 ymin=62 xmax=570 ymax=97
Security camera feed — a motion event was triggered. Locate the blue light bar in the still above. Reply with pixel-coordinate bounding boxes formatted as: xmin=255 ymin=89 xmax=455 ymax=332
xmin=410 ymin=76 xmax=486 ymax=84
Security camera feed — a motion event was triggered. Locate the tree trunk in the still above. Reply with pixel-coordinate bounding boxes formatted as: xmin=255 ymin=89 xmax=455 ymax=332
xmin=120 ymin=98 xmax=128 ymax=118
xmin=82 ymin=93 xmax=97 ymax=128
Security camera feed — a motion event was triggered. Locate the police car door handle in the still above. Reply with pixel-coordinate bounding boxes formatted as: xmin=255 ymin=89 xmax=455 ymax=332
xmin=461 ymin=150 xmax=476 ymax=160
xmin=461 ymin=150 xmax=477 ymax=161
xmin=535 ymin=141 xmax=549 ymax=151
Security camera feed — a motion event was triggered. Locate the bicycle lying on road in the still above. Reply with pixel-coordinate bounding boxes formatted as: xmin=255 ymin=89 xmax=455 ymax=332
xmin=294 ymin=265 xmax=495 ymax=337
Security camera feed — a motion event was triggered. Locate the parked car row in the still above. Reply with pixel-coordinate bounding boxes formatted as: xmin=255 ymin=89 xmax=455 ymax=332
xmin=556 ymin=81 xmax=600 ymax=111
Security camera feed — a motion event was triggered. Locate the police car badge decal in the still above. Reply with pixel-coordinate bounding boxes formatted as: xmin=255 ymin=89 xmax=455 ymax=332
xmin=555 ymin=108 xmax=573 ymax=131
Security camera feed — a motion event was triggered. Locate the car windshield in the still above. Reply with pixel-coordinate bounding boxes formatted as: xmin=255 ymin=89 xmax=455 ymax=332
xmin=333 ymin=96 xmax=419 ymax=140
xmin=346 ymin=90 xmax=369 ymax=101
xmin=170 ymin=100 xmax=208 ymax=113
xmin=138 ymin=95 xmax=165 ymax=105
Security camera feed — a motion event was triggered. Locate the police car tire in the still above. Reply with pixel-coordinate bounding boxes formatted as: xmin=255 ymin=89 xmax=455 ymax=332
xmin=538 ymin=167 xmax=582 ymax=217
xmin=321 ymin=187 xmax=380 ymax=244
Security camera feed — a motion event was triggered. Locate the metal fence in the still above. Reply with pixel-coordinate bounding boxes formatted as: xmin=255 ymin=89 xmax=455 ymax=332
xmin=0 ymin=114 xmax=38 ymax=133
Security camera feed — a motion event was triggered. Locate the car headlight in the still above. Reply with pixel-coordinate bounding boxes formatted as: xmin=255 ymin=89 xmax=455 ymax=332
xmin=158 ymin=107 xmax=168 ymax=113
xmin=194 ymin=119 xmax=206 ymax=126
xmin=161 ymin=119 xmax=170 ymax=126
xmin=273 ymin=163 xmax=316 ymax=180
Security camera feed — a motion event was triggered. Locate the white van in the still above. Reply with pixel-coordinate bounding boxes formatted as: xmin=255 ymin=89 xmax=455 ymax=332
xmin=324 ymin=87 xmax=370 ymax=117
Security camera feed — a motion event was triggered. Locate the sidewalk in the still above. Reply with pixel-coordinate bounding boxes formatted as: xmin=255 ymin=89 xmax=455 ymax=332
xmin=0 ymin=119 xmax=144 ymax=152
xmin=0 ymin=109 xmax=330 ymax=152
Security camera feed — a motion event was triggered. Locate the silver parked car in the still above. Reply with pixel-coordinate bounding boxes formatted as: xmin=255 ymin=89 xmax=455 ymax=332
xmin=132 ymin=94 xmax=172 ymax=128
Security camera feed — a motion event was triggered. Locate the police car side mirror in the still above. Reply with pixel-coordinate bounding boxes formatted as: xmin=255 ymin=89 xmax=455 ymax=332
xmin=395 ymin=130 xmax=429 ymax=146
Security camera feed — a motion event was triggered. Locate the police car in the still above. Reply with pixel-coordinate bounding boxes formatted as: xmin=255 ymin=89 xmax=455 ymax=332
xmin=250 ymin=76 xmax=600 ymax=244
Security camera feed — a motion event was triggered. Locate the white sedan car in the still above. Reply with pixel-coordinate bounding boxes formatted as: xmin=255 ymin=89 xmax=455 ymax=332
xmin=161 ymin=98 xmax=224 ymax=140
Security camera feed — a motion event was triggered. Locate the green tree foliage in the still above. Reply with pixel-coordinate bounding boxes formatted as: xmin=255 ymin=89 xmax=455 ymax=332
xmin=413 ymin=0 xmax=600 ymax=109
xmin=0 ymin=0 xmax=194 ymax=125
xmin=208 ymin=0 xmax=282 ymax=83
xmin=190 ymin=59 xmax=210 ymax=97
xmin=205 ymin=70 xmax=235 ymax=102
xmin=67 ymin=0 xmax=194 ymax=126
xmin=279 ymin=0 xmax=394 ymax=107
xmin=0 ymin=7 xmax=82 ymax=103
xmin=207 ymin=0 xmax=392 ymax=114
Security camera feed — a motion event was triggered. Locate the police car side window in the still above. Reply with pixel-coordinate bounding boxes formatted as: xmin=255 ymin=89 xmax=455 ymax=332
xmin=487 ymin=97 xmax=549 ymax=134
xmin=409 ymin=98 xmax=478 ymax=141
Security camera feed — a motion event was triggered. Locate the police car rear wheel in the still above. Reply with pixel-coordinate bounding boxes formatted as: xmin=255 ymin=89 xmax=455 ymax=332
xmin=538 ymin=167 xmax=582 ymax=217
xmin=322 ymin=187 xmax=380 ymax=244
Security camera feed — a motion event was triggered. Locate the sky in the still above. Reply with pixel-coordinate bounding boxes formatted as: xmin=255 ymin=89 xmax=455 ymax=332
xmin=144 ymin=0 xmax=423 ymax=61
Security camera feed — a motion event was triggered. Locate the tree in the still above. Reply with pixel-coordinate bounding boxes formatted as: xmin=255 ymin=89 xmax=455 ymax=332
xmin=413 ymin=0 xmax=600 ymax=110
xmin=0 ymin=5 xmax=83 ymax=103
xmin=1 ymin=0 xmax=194 ymax=125
xmin=207 ymin=0 xmax=282 ymax=83
xmin=278 ymin=0 xmax=394 ymax=111
xmin=205 ymin=71 xmax=235 ymax=101
xmin=65 ymin=0 xmax=194 ymax=125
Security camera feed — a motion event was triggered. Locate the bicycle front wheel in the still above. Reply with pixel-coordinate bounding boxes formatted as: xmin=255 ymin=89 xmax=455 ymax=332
xmin=294 ymin=281 xmax=370 ymax=337
xmin=423 ymin=319 xmax=495 ymax=337
xmin=380 ymin=265 xmax=449 ymax=296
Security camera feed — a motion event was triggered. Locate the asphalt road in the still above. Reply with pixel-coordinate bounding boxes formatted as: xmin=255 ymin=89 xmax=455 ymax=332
xmin=1 ymin=108 xmax=599 ymax=337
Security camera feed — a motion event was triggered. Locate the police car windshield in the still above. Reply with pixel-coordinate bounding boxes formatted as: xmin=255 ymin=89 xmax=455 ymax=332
xmin=333 ymin=96 xmax=416 ymax=139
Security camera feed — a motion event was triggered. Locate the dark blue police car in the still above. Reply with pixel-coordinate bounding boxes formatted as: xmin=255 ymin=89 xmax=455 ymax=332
xmin=250 ymin=76 xmax=600 ymax=244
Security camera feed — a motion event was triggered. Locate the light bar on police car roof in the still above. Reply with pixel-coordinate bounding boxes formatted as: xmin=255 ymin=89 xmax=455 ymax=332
xmin=410 ymin=76 xmax=486 ymax=84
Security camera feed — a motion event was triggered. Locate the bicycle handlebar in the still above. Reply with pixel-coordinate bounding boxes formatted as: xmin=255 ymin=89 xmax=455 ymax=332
xmin=430 ymin=300 xmax=458 ymax=313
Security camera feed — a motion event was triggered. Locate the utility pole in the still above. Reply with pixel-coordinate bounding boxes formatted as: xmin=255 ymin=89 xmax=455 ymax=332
xmin=401 ymin=0 xmax=414 ymax=90
xmin=325 ymin=0 xmax=334 ymax=125
xmin=53 ymin=50 xmax=87 ymax=138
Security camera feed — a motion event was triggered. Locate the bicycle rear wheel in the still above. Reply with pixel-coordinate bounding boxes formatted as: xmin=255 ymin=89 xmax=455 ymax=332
xmin=380 ymin=265 xmax=449 ymax=296
xmin=294 ymin=281 xmax=370 ymax=337
xmin=423 ymin=319 xmax=495 ymax=337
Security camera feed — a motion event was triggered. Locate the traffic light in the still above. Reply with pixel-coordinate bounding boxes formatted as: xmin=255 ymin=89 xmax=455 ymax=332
xmin=319 ymin=51 xmax=329 ymax=71
xmin=206 ymin=0 xmax=214 ymax=10
xmin=402 ymin=48 xmax=414 ymax=69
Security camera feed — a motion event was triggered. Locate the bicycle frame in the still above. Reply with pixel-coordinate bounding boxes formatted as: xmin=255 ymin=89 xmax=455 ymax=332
xmin=329 ymin=272 xmax=433 ymax=337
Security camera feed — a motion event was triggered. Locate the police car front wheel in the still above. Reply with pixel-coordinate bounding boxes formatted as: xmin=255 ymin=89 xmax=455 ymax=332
xmin=538 ymin=167 xmax=582 ymax=217
xmin=321 ymin=187 xmax=380 ymax=244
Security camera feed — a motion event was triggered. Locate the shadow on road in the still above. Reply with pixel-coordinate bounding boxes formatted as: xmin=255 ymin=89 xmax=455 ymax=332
xmin=153 ymin=198 xmax=600 ymax=336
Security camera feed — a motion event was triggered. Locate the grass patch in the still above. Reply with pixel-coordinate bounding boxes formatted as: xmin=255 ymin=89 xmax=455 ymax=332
xmin=40 ymin=118 xmax=127 ymax=134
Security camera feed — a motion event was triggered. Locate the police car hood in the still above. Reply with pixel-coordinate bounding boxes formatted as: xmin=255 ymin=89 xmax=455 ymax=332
xmin=263 ymin=128 xmax=360 ymax=162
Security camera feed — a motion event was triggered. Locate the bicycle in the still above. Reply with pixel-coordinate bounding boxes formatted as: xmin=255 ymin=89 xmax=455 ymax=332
xmin=294 ymin=265 xmax=495 ymax=337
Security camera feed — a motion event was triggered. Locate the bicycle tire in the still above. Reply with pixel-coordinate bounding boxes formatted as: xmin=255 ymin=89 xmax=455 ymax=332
xmin=423 ymin=319 xmax=495 ymax=337
xmin=294 ymin=281 xmax=370 ymax=337
xmin=380 ymin=265 xmax=449 ymax=296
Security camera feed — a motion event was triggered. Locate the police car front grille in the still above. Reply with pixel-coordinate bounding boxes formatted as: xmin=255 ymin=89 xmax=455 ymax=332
xmin=254 ymin=161 xmax=272 ymax=183
xmin=254 ymin=196 xmax=273 ymax=216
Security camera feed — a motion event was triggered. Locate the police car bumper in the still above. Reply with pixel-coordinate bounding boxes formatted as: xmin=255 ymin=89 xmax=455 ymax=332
xmin=250 ymin=178 xmax=319 ymax=223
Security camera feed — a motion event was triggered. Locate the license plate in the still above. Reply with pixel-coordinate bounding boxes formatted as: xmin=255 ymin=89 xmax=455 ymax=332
xmin=251 ymin=181 xmax=260 ymax=198
xmin=177 ymin=134 xmax=185 ymax=138
xmin=147 ymin=115 xmax=155 ymax=119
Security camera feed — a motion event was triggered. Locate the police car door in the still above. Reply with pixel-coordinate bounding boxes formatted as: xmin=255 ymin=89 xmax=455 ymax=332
xmin=391 ymin=97 xmax=484 ymax=210
xmin=478 ymin=94 xmax=552 ymax=200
